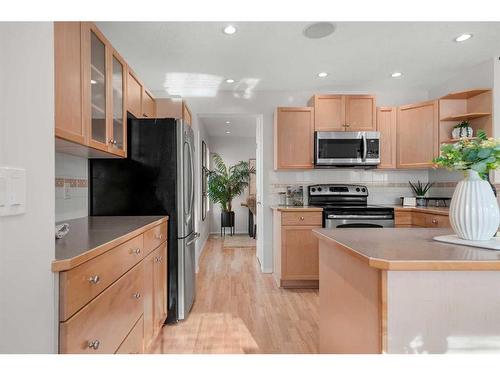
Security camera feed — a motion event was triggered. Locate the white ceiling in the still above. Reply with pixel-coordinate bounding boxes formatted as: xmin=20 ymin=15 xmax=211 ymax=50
xmin=97 ymin=22 xmax=500 ymax=97
xmin=200 ymin=115 xmax=256 ymax=138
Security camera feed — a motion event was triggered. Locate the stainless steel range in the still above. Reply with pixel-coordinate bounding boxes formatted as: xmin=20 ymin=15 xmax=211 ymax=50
xmin=308 ymin=184 xmax=394 ymax=228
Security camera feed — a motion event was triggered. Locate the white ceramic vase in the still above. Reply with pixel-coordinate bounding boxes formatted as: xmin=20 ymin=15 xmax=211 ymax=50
xmin=449 ymin=170 xmax=500 ymax=241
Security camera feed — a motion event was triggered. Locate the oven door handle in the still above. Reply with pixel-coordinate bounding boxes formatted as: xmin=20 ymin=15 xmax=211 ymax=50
xmin=327 ymin=214 xmax=394 ymax=220
xmin=362 ymin=133 xmax=367 ymax=161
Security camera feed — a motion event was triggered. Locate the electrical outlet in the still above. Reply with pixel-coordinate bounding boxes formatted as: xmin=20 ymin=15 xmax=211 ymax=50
xmin=63 ymin=182 xmax=71 ymax=200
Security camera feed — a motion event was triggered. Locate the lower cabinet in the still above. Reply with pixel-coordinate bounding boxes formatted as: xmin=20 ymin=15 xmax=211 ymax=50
xmin=58 ymin=221 xmax=168 ymax=354
xmin=394 ymin=209 xmax=450 ymax=228
xmin=273 ymin=209 xmax=322 ymax=288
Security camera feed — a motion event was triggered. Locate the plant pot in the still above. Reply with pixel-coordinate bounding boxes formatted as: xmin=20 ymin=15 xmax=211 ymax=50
xmin=452 ymin=126 xmax=473 ymax=139
xmin=220 ymin=211 xmax=235 ymax=228
xmin=416 ymin=197 xmax=427 ymax=207
xmin=449 ymin=170 xmax=500 ymax=241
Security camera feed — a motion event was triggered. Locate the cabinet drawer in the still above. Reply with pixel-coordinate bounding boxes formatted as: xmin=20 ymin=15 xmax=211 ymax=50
xmin=411 ymin=212 xmax=427 ymax=227
xmin=116 ymin=315 xmax=144 ymax=354
xmin=281 ymin=211 xmax=322 ymax=226
xmin=426 ymin=214 xmax=450 ymax=228
xmin=59 ymin=234 xmax=144 ymax=321
xmin=144 ymin=222 xmax=168 ymax=254
xmin=59 ymin=262 xmax=144 ymax=354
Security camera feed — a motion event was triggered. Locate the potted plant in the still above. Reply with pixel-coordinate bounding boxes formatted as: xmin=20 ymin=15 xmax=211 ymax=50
xmin=433 ymin=130 xmax=500 ymax=241
xmin=408 ymin=181 xmax=434 ymax=207
xmin=451 ymin=120 xmax=473 ymax=140
xmin=207 ymin=153 xmax=255 ymax=235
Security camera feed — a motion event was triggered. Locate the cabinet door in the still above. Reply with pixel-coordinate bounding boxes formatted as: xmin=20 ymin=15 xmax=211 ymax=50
xmin=143 ymin=249 xmax=156 ymax=350
xmin=108 ymin=50 xmax=127 ymax=157
xmin=397 ymin=100 xmax=439 ymax=168
xmin=127 ymin=69 xmax=142 ymax=118
xmin=54 ymin=22 xmax=86 ymax=145
xmin=310 ymin=95 xmax=345 ymax=131
xmin=154 ymin=243 xmax=167 ymax=335
xmin=182 ymin=102 xmax=192 ymax=125
xmin=142 ymin=89 xmax=156 ymax=118
xmin=345 ymin=95 xmax=376 ymax=131
xmin=376 ymin=107 xmax=397 ymax=169
xmin=86 ymin=24 xmax=109 ymax=152
xmin=274 ymin=107 xmax=314 ymax=169
xmin=281 ymin=226 xmax=320 ymax=280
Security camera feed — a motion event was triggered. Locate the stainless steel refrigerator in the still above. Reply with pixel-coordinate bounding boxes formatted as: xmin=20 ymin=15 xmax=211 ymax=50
xmin=89 ymin=117 xmax=198 ymax=322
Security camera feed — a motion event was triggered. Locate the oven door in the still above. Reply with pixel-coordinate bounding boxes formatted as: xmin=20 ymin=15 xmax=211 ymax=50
xmin=315 ymin=131 xmax=380 ymax=167
xmin=325 ymin=214 xmax=394 ymax=229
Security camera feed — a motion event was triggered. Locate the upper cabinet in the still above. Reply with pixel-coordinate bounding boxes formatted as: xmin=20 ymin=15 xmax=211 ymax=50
xmin=126 ymin=69 xmax=142 ymax=118
xmin=182 ymin=102 xmax=192 ymax=126
xmin=110 ymin=50 xmax=127 ymax=156
xmin=308 ymin=94 xmax=376 ymax=131
xmin=397 ymin=100 xmax=439 ymax=169
xmin=54 ymin=22 xmax=86 ymax=145
xmin=376 ymin=107 xmax=397 ymax=169
xmin=142 ymin=89 xmax=156 ymax=118
xmin=274 ymin=107 xmax=314 ymax=170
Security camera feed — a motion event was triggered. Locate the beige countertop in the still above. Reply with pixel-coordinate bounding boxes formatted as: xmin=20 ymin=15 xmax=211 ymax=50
xmin=392 ymin=205 xmax=449 ymax=215
xmin=53 ymin=216 xmax=168 ymax=272
xmin=313 ymin=227 xmax=500 ymax=270
xmin=271 ymin=205 xmax=323 ymax=212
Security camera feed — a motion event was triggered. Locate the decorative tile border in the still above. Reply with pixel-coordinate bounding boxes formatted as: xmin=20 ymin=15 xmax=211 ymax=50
xmin=55 ymin=177 xmax=88 ymax=188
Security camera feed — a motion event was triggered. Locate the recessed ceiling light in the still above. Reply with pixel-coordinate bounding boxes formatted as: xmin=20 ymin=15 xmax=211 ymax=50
xmin=225 ymin=131 xmax=231 ymax=134
xmin=303 ymin=22 xmax=335 ymax=39
xmin=455 ymin=33 xmax=472 ymax=42
xmin=90 ymin=79 xmax=97 ymax=85
xmin=225 ymin=121 xmax=231 ymax=124
xmin=391 ymin=72 xmax=402 ymax=78
xmin=318 ymin=72 xmax=328 ymax=78
xmin=223 ymin=25 xmax=237 ymax=35
xmin=225 ymin=79 xmax=235 ymax=83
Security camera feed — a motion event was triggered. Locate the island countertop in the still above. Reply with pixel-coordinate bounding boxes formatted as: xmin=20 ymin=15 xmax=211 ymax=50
xmin=313 ymin=228 xmax=500 ymax=270
xmin=53 ymin=216 xmax=168 ymax=272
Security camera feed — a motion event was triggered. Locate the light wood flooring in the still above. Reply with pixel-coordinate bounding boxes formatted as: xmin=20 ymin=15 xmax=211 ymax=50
xmin=149 ymin=235 xmax=319 ymax=354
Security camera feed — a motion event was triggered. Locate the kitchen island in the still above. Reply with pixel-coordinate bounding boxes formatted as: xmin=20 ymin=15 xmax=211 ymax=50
xmin=313 ymin=228 xmax=500 ymax=354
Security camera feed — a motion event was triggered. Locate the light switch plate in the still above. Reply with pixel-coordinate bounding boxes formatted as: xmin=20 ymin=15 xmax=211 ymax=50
xmin=0 ymin=167 xmax=26 ymax=216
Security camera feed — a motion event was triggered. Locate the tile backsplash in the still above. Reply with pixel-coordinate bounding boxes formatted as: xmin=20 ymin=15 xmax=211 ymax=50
xmin=55 ymin=152 xmax=88 ymax=222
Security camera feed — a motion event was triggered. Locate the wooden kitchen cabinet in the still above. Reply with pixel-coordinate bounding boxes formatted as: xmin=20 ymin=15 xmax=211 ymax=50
xmin=308 ymin=94 xmax=376 ymax=131
xmin=376 ymin=107 xmax=397 ymax=169
xmin=54 ymin=22 xmax=86 ymax=145
xmin=182 ymin=102 xmax=192 ymax=126
xmin=142 ymin=89 xmax=156 ymax=118
xmin=397 ymin=100 xmax=439 ymax=169
xmin=126 ymin=69 xmax=143 ymax=118
xmin=273 ymin=209 xmax=322 ymax=288
xmin=274 ymin=107 xmax=314 ymax=170
xmin=394 ymin=209 xmax=450 ymax=228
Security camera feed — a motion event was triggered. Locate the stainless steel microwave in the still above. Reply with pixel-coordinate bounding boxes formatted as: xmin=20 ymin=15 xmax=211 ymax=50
xmin=314 ymin=131 xmax=380 ymax=168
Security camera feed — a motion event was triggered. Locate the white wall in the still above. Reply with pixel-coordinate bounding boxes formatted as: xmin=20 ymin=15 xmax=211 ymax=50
xmin=55 ymin=152 xmax=88 ymax=222
xmin=207 ymin=136 xmax=256 ymax=234
xmin=0 ymin=23 xmax=56 ymax=353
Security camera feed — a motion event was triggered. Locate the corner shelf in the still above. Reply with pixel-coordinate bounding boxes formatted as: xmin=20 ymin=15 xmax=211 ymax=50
xmin=440 ymin=89 xmax=491 ymax=100
xmin=440 ymin=112 xmax=491 ymax=122
xmin=440 ymin=137 xmax=478 ymax=144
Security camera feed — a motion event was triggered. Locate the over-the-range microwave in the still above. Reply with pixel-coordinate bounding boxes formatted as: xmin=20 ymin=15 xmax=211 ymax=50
xmin=314 ymin=131 xmax=381 ymax=168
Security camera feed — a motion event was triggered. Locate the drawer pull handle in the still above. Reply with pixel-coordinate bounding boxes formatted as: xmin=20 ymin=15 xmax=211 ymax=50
xmin=155 ymin=233 xmax=163 ymax=240
xmin=88 ymin=275 xmax=100 ymax=284
xmin=154 ymin=256 xmax=162 ymax=263
xmin=300 ymin=216 xmax=305 ymax=221
xmin=133 ymin=292 xmax=141 ymax=299
xmin=88 ymin=340 xmax=100 ymax=350
xmin=432 ymin=219 xmax=438 ymax=224
xmin=131 ymin=248 xmax=141 ymax=255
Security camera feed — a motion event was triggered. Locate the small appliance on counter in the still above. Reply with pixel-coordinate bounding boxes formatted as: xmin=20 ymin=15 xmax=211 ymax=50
xmin=308 ymin=184 xmax=394 ymax=228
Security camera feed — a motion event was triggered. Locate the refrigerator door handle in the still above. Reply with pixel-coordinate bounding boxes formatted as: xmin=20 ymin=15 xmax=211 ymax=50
xmin=186 ymin=232 xmax=200 ymax=246
xmin=188 ymin=139 xmax=195 ymax=219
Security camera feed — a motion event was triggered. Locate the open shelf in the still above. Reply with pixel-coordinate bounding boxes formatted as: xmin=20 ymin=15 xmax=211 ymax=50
xmin=440 ymin=89 xmax=491 ymax=100
xmin=440 ymin=112 xmax=491 ymax=122
xmin=441 ymin=137 xmax=478 ymax=144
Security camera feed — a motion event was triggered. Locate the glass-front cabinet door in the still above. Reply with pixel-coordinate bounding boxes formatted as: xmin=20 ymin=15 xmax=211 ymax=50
xmin=109 ymin=51 xmax=126 ymax=157
xmin=87 ymin=24 xmax=109 ymax=152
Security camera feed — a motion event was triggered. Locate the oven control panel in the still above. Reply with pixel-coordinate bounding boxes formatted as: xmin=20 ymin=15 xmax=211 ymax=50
xmin=308 ymin=184 xmax=368 ymax=196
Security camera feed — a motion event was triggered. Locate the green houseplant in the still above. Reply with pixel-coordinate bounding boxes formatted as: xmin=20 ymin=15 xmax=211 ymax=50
xmin=432 ymin=130 xmax=500 ymax=241
xmin=208 ymin=153 xmax=255 ymax=235
xmin=408 ymin=181 xmax=434 ymax=207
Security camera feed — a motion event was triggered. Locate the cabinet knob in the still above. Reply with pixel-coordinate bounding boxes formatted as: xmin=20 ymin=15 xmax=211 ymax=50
xmin=88 ymin=275 xmax=100 ymax=284
xmin=300 ymin=216 xmax=305 ymax=221
xmin=432 ymin=219 xmax=438 ymax=224
xmin=133 ymin=292 xmax=141 ymax=299
xmin=88 ymin=340 xmax=100 ymax=350
xmin=131 ymin=248 xmax=141 ymax=255
xmin=155 ymin=233 xmax=163 ymax=240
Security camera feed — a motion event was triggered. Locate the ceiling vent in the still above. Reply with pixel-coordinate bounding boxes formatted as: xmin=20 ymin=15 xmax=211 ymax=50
xmin=303 ymin=22 xmax=335 ymax=39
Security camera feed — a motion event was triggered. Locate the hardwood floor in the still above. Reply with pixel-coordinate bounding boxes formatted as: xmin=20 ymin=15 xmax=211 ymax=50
xmin=148 ymin=235 xmax=319 ymax=354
